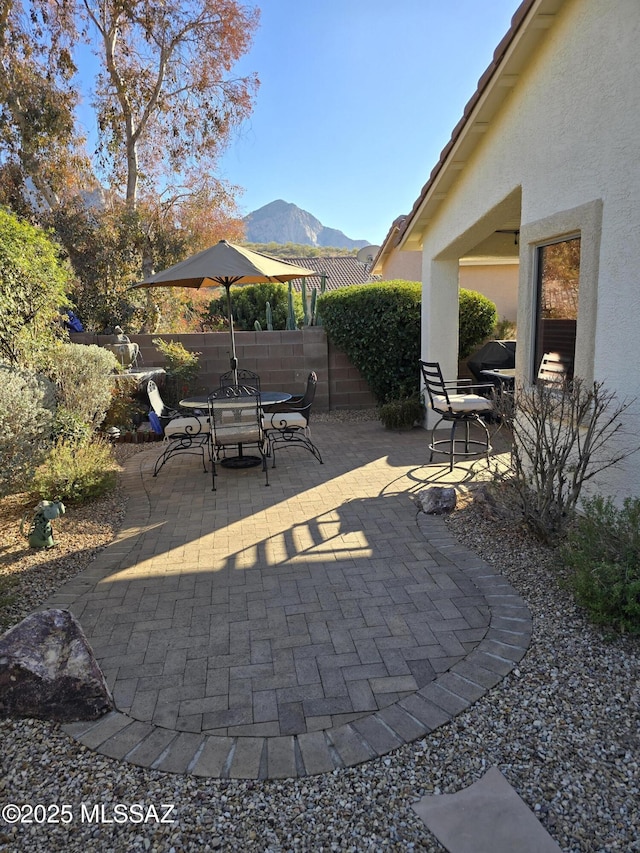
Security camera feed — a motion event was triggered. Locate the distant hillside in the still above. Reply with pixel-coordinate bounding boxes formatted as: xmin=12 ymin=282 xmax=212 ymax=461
xmin=244 ymin=200 xmax=369 ymax=250
xmin=242 ymin=242 xmax=357 ymax=259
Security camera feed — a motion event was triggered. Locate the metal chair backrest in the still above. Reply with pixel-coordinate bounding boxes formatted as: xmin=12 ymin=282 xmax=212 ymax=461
xmin=419 ymin=360 xmax=493 ymax=471
xmin=298 ymin=372 xmax=318 ymax=410
xmin=537 ymin=352 xmax=570 ymax=385
xmin=147 ymin=379 xmax=174 ymax=419
xmin=219 ymin=368 xmax=261 ymax=392
xmin=419 ymin=361 xmax=453 ymax=414
xmin=267 ymin=372 xmax=318 ymax=423
xmin=207 ymin=384 xmax=262 ymax=434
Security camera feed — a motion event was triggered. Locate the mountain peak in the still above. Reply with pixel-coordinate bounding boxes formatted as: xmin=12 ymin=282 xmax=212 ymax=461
xmin=243 ymin=200 xmax=369 ymax=250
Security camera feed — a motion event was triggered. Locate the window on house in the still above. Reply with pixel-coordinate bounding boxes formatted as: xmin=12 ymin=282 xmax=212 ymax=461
xmin=534 ymin=236 xmax=581 ymax=380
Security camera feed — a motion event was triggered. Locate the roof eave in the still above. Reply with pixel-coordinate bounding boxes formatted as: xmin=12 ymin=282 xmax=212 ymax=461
xmin=370 ymin=216 xmax=407 ymax=275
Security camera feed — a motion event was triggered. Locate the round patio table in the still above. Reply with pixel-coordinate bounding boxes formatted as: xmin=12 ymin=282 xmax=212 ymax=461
xmin=179 ymin=391 xmax=291 ymax=468
xmin=179 ymin=391 xmax=291 ymax=409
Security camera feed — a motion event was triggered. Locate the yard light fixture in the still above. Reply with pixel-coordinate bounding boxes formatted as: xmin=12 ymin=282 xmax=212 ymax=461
xmin=20 ymin=500 xmax=66 ymax=549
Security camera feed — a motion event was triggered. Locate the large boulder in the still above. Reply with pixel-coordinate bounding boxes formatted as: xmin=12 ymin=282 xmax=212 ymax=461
xmin=0 ymin=609 xmax=113 ymax=722
xmin=416 ymin=487 xmax=457 ymax=515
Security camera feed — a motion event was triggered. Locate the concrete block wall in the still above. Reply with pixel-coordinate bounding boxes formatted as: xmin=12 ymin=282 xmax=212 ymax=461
xmin=327 ymin=340 xmax=377 ymax=410
xmin=72 ymin=328 xmax=377 ymax=411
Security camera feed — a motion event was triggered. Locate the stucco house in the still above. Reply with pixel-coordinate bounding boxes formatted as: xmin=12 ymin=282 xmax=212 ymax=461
xmin=394 ymin=0 xmax=640 ymax=500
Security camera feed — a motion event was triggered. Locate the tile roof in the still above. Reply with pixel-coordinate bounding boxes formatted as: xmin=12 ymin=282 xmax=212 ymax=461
xmin=283 ymin=256 xmax=380 ymax=292
xmin=371 ymin=215 xmax=410 ymax=276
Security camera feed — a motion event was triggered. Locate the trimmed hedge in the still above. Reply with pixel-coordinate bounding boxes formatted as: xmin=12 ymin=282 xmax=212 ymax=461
xmin=318 ymin=281 xmax=498 ymax=404
xmin=318 ymin=281 xmax=421 ymax=404
xmin=459 ymin=288 xmax=497 ymax=359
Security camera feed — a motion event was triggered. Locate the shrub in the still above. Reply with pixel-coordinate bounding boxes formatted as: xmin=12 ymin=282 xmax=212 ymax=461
xmin=318 ymin=281 xmax=422 ymax=404
xmin=318 ymin=282 xmax=498 ymax=404
xmin=152 ymin=338 xmax=201 ymax=406
xmin=497 ymin=378 xmax=637 ymax=542
xmin=31 ymin=439 xmax=118 ymax=505
xmin=52 ymin=406 xmax=93 ymax=446
xmin=102 ymin=378 xmax=147 ymax=432
xmin=48 ymin=343 xmax=119 ymax=431
xmin=458 ymin=289 xmax=498 ymax=359
xmin=378 ymin=396 xmax=424 ymax=430
xmin=562 ymin=496 xmax=640 ymax=634
xmin=0 ymin=365 xmax=55 ymax=496
xmin=0 ymin=208 xmax=72 ymax=368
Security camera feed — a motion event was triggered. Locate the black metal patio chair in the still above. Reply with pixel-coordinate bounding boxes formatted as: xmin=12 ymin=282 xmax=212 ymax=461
xmin=262 ymin=371 xmax=323 ymax=467
xmin=146 ymin=379 xmax=210 ymax=476
xmin=207 ymin=384 xmax=269 ymax=490
xmin=419 ymin=360 xmax=495 ymax=472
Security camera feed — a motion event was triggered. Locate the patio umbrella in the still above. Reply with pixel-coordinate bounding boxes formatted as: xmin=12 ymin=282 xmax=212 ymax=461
xmin=133 ymin=240 xmax=315 ymax=382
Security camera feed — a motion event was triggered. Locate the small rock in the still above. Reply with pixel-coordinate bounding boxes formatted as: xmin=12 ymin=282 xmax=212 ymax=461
xmin=0 ymin=608 xmax=113 ymax=722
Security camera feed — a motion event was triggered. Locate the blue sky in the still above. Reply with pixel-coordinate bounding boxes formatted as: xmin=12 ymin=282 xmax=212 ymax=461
xmin=218 ymin=0 xmax=521 ymax=246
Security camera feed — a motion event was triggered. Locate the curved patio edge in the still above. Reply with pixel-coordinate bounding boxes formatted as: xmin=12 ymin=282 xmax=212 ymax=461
xmin=60 ymin=506 xmax=532 ymax=781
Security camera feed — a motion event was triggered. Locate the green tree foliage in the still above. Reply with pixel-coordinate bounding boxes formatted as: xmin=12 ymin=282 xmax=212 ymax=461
xmin=0 ymin=1 xmax=258 ymax=332
xmin=0 ymin=0 xmax=89 ymax=211
xmin=48 ymin=200 xmax=147 ymax=333
xmin=47 ymin=199 xmax=189 ymax=333
xmin=203 ymin=282 xmax=303 ymax=331
xmin=458 ymin=288 xmax=498 ymax=359
xmin=84 ymin=0 xmax=259 ymax=209
xmin=49 ymin=196 xmax=243 ymax=333
xmin=318 ymin=281 xmax=422 ymax=404
xmin=0 ymin=208 xmax=71 ymax=367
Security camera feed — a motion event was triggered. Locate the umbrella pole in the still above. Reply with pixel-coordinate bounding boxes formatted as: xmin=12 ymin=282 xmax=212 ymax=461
xmin=225 ymin=282 xmax=238 ymax=384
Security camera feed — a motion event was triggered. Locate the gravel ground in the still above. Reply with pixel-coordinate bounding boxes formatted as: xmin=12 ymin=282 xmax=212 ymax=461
xmin=1 ymin=418 xmax=638 ymax=853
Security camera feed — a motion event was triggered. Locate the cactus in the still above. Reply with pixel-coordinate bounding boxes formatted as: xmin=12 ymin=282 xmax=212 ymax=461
xmin=254 ymin=320 xmax=262 ymax=331
xmin=302 ymin=278 xmax=309 ymax=326
xmin=265 ymin=300 xmax=273 ymax=331
xmin=286 ymin=281 xmax=296 ymax=330
xmin=310 ymin=287 xmax=317 ymax=325
xmin=316 ymin=272 xmax=327 ymax=326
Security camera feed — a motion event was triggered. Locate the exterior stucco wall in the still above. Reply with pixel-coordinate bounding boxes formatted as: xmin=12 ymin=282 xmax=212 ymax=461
xmin=378 ymin=250 xmax=422 ymax=282
xmin=459 ymin=262 xmax=519 ymax=322
xmin=415 ymin=0 xmax=640 ymax=498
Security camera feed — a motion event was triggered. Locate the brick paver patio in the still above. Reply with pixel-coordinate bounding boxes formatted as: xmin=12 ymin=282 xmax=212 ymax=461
xmin=43 ymin=418 xmax=531 ymax=779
